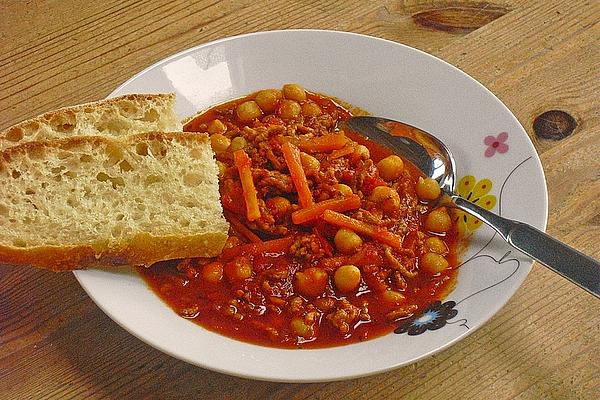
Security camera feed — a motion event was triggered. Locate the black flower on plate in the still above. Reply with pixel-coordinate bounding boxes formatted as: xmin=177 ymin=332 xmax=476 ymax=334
xmin=394 ymin=301 xmax=458 ymax=336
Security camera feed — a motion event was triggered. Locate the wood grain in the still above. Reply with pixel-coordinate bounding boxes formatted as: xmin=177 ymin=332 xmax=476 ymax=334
xmin=412 ymin=3 xmax=511 ymax=33
xmin=1 ymin=0 xmax=599 ymax=399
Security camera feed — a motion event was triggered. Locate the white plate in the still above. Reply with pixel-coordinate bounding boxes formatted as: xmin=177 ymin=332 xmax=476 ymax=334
xmin=74 ymin=30 xmax=547 ymax=382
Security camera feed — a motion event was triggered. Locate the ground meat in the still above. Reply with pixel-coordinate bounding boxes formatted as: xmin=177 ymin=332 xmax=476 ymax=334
xmin=267 ymin=124 xmax=286 ymax=136
xmin=326 ymin=299 xmax=367 ymax=334
xmin=234 ymin=290 xmax=266 ymax=316
xmin=351 ymin=159 xmax=378 ymax=194
xmin=304 ymin=307 xmax=320 ymax=326
xmin=174 ymin=258 xmax=199 ymax=279
xmin=223 ymin=235 xmax=243 ymax=249
xmin=261 ymin=267 xmax=292 ymax=297
xmin=313 ymin=184 xmax=336 ymax=202
xmin=351 ymin=208 xmax=395 ymax=228
xmin=289 ymin=296 xmax=304 ymax=314
xmin=296 ymin=124 xmax=316 ymax=135
xmin=247 ymin=199 xmax=288 ymax=235
xmin=289 ymin=233 xmax=327 ymax=262
xmin=265 ymin=267 xmax=290 ymax=280
xmin=313 ymin=113 xmax=335 ymax=129
xmin=362 ymin=265 xmax=390 ymax=293
xmin=250 ymin=320 xmax=280 ymax=341
xmin=225 ymin=299 xmax=244 ymax=320
xmin=242 ymin=126 xmax=269 ymax=145
xmin=179 ymin=305 xmax=199 ymax=318
xmin=311 ymin=164 xmax=343 ymax=201
xmin=386 ymin=304 xmax=418 ymax=321
xmin=313 ymin=297 xmax=336 ymax=312
xmin=253 ymin=168 xmax=294 ymax=195
xmin=258 ymin=140 xmax=285 ymax=171
xmin=384 ymin=246 xmax=417 ymax=278
xmin=393 ymin=271 xmax=408 ymax=290
xmin=319 ymin=156 xmax=352 ymax=185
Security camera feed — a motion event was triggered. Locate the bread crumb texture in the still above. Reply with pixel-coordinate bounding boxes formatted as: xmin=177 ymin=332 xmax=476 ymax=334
xmin=0 ymin=132 xmax=229 ymax=269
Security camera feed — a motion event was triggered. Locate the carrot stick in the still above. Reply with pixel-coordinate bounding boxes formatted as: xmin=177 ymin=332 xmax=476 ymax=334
xmin=233 ymin=149 xmax=261 ymax=221
xmin=291 ymin=194 xmax=361 ymax=224
xmin=221 ymin=237 xmax=294 ymax=259
xmin=329 ymin=143 xmax=356 ymax=159
xmin=224 ymin=211 xmax=262 ymax=243
xmin=322 ymin=210 xmax=403 ymax=249
xmin=281 ymin=142 xmax=314 ymax=208
xmin=296 ymin=133 xmax=348 ymax=153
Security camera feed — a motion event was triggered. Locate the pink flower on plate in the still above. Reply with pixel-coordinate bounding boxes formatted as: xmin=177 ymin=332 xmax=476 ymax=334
xmin=484 ymin=132 xmax=509 ymax=157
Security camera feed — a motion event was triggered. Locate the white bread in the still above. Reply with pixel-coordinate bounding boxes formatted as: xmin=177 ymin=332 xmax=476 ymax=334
xmin=0 ymin=93 xmax=181 ymax=151
xmin=0 ymin=132 xmax=229 ymax=271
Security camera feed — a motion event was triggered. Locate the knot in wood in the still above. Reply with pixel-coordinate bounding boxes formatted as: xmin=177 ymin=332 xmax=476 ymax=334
xmin=533 ymin=110 xmax=576 ymax=140
xmin=412 ymin=4 xmax=510 ymax=34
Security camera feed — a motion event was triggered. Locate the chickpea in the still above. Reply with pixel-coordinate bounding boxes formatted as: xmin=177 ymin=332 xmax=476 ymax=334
xmin=334 ymin=265 xmax=361 ymax=293
xmin=421 ymin=252 xmax=449 ymax=274
xmin=301 ymin=102 xmax=321 ymax=117
xmin=300 ymin=152 xmax=320 ymax=176
xmin=201 ymin=262 xmax=223 ymax=283
xmin=282 ymin=83 xmax=307 ymax=102
xmin=369 ymin=185 xmax=401 ymax=214
xmin=377 ymin=155 xmax=404 ymax=181
xmin=424 ymin=236 xmax=447 ymax=254
xmin=334 ymin=183 xmax=353 ymax=197
xmin=224 ymin=258 xmax=253 ymax=280
xmin=383 ymin=196 xmax=401 ymax=214
xmin=279 ymin=99 xmax=301 ymax=119
xmin=216 ymin=160 xmax=227 ymax=178
xmin=369 ymin=186 xmax=393 ymax=203
xmin=229 ymin=136 xmax=247 ymax=152
xmin=254 ymin=89 xmax=282 ymax=112
xmin=425 ymin=207 xmax=452 ymax=233
xmin=353 ymin=144 xmax=370 ymax=160
xmin=334 ymin=228 xmax=363 ymax=254
xmin=382 ymin=289 xmax=405 ymax=305
xmin=236 ymin=100 xmax=262 ymax=123
xmin=210 ymin=133 xmax=231 ymax=152
xmin=295 ymin=267 xmax=328 ymax=297
xmin=266 ymin=196 xmax=291 ymax=219
xmin=291 ymin=317 xmax=313 ymax=338
xmin=207 ymin=119 xmax=227 ymax=134
xmin=416 ymin=177 xmax=441 ymax=201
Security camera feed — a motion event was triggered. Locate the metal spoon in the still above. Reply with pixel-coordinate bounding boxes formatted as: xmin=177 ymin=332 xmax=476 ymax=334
xmin=344 ymin=116 xmax=600 ymax=298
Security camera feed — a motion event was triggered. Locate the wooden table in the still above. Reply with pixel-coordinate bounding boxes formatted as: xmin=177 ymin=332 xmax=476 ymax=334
xmin=1 ymin=1 xmax=598 ymax=398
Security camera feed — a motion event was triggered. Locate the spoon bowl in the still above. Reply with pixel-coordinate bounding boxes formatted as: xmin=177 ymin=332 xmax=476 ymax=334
xmin=344 ymin=116 xmax=600 ymax=298
xmin=345 ymin=116 xmax=457 ymax=194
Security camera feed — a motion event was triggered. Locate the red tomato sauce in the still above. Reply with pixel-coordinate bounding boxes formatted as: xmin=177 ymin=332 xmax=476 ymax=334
xmin=138 ymin=86 xmax=460 ymax=348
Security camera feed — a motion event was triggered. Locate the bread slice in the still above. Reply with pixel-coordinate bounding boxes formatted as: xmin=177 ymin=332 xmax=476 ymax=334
xmin=0 ymin=132 xmax=229 ymax=271
xmin=0 ymin=93 xmax=181 ymax=151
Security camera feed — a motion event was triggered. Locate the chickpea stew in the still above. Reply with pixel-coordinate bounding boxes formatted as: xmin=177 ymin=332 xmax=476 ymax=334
xmin=138 ymin=84 xmax=461 ymax=348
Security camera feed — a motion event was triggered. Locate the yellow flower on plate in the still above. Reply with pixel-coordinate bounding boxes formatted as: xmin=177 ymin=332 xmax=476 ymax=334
xmin=453 ymin=175 xmax=497 ymax=237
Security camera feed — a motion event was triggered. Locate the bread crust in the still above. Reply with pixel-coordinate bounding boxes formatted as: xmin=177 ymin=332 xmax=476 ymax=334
xmin=0 ymin=93 xmax=177 ymax=150
xmin=0 ymin=231 xmax=228 ymax=272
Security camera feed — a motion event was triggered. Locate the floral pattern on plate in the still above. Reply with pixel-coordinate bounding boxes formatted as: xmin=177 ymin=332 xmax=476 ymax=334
xmin=452 ymin=175 xmax=497 ymax=238
xmin=394 ymin=301 xmax=458 ymax=335
xmin=484 ymin=132 xmax=509 ymax=157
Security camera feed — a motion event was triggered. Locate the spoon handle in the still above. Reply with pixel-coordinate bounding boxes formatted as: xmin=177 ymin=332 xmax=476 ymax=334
xmin=451 ymin=196 xmax=600 ymax=298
